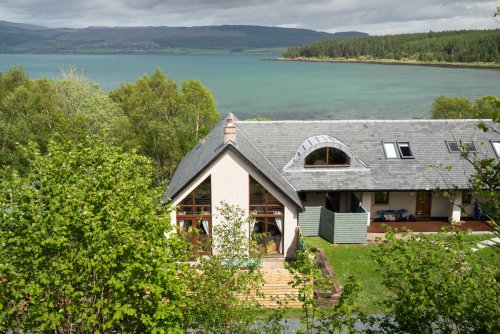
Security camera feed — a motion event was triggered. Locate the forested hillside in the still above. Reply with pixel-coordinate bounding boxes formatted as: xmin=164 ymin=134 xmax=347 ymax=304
xmin=283 ymin=29 xmax=500 ymax=63
xmin=0 ymin=20 xmax=366 ymax=54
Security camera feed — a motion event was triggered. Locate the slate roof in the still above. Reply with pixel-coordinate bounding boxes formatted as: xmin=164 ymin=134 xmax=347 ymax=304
xmin=166 ymin=116 xmax=499 ymax=208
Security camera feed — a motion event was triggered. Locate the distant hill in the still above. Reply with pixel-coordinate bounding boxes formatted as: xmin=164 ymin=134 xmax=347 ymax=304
xmin=283 ymin=29 xmax=500 ymax=63
xmin=0 ymin=21 xmax=368 ymax=54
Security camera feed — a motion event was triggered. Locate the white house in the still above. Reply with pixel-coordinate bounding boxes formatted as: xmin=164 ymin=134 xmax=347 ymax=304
xmin=164 ymin=114 xmax=499 ymax=258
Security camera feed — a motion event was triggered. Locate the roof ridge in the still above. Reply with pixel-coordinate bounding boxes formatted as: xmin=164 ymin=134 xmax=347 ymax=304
xmin=236 ymin=126 xmax=297 ymax=192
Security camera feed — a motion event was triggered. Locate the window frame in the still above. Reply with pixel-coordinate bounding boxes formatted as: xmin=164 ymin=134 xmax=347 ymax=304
xmin=491 ymin=140 xmax=500 ymax=158
xmin=249 ymin=176 xmax=285 ymax=254
xmin=462 ymin=191 xmax=472 ymax=205
xmin=176 ymin=177 xmax=212 ymax=254
xmin=382 ymin=141 xmax=399 ymax=159
xmin=374 ymin=191 xmax=390 ymax=205
xmin=304 ymin=146 xmax=350 ymax=168
xmin=397 ymin=141 xmax=414 ymax=159
xmin=460 ymin=141 xmax=477 ymax=153
xmin=446 ymin=141 xmax=461 ymax=153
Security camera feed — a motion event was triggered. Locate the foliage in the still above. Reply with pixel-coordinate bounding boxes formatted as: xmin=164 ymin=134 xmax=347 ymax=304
xmin=283 ymin=29 xmax=500 ymax=63
xmin=185 ymin=202 xmax=264 ymax=333
xmin=372 ymin=229 xmax=500 ymax=334
xmin=109 ymin=69 xmax=219 ymax=181
xmin=305 ymin=237 xmax=386 ymax=313
xmin=429 ymin=95 xmax=499 ymax=233
xmin=0 ymin=137 xmax=191 ymax=333
xmin=429 ymin=95 xmax=500 ymax=120
xmin=52 ymin=67 xmax=126 ymax=140
xmin=286 ymin=249 xmax=362 ymax=334
xmin=0 ymin=67 xmax=125 ymax=173
xmin=429 ymin=96 xmax=473 ymax=119
xmin=0 ymin=66 xmax=219 ymax=183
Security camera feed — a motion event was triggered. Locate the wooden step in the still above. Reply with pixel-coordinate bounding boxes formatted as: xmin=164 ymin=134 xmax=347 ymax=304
xmin=254 ymin=268 xmax=302 ymax=308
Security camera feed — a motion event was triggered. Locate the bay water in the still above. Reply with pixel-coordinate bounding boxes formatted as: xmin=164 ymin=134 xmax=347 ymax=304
xmin=0 ymin=53 xmax=499 ymax=120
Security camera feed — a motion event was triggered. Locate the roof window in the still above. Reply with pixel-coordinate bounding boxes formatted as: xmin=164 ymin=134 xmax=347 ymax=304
xmin=491 ymin=140 xmax=500 ymax=158
xmin=383 ymin=142 xmax=398 ymax=159
xmin=446 ymin=141 xmax=460 ymax=153
xmin=461 ymin=142 xmax=476 ymax=152
xmin=397 ymin=142 xmax=414 ymax=159
xmin=446 ymin=140 xmax=477 ymax=153
xmin=383 ymin=141 xmax=414 ymax=159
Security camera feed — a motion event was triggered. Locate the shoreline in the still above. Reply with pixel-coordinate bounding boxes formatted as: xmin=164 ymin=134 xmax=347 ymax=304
xmin=264 ymin=57 xmax=500 ymax=70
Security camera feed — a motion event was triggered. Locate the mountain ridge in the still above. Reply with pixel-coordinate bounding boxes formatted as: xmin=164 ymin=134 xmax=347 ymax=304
xmin=0 ymin=21 xmax=368 ymax=54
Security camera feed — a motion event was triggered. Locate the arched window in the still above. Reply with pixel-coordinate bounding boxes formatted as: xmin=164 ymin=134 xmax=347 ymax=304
xmin=304 ymin=147 xmax=350 ymax=167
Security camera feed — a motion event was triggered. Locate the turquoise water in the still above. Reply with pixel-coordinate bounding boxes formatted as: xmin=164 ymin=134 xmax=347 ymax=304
xmin=1 ymin=54 xmax=499 ymax=120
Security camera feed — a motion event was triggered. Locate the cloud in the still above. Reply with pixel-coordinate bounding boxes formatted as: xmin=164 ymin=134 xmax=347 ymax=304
xmin=0 ymin=0 xmax=497 ymax=34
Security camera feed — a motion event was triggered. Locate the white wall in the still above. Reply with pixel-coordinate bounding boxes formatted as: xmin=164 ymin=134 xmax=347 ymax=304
xmin=170 ymin=150 xmax=299 ymax=258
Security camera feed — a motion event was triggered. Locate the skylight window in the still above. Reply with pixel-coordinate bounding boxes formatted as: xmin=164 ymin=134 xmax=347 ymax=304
xmin=446 ymin=141 xmax=460 ymax=153
xmin=461 ymin=142 xmax=476 ymax=152
xmin=492 ymin=140 xmax=500 ymax=158
xmin=383 ymin=142 xmax=398 ymax=158
xmin=446 ymin=140 xmax=478 ymax=153
xmin=397 ymin=142 xmax=414 ymax=159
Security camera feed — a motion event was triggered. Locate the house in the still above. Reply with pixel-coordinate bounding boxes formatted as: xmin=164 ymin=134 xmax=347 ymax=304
xmin=165 ymin=114 xmax=499 ymax=258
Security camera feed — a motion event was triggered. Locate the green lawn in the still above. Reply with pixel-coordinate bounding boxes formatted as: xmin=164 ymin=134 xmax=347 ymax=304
xmin=305 ymin=234 xmax=499 ymax=313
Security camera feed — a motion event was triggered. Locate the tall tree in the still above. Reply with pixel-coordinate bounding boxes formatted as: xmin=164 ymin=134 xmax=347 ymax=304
xmin=372 ymin=230 xmax=499 ymax=334
xmin=110 ymin=69 xmax=219 ymax=181
xmin=0 ymin=137 xmax=191 ymax=332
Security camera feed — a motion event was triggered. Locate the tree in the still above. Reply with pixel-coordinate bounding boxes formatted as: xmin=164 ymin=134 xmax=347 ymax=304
xmin=429 ymin=96 xmax=473 ymax=119
xmin=0 ymin=137 xmax=191 ymax=332
xmin=52 ymin=67 xmax=127 ymax=142
xmin=184 ymin=202 xmax=264 ymax=333
xmin=0 ymin=67 xmax=126 ymax=173
xmin=0 ymin=72 xmax=62 ymax=171
xmin=110 ymin=69 xmax=219 ymax=181
xmin=429 ymin=95 xmax=500 ymax=120
xmin=430 ymin=95 xmax=499 ymax=233
xmin=371 ymin=229 xmax=499 ymax=333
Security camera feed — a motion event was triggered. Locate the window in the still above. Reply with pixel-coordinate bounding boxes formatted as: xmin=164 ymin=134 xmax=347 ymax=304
xmin=304 ymin=147 xmax=350 ymax=167
xmin=492 ymin=140 xmax=500 ymax=158
xmin=397 ymin=142 xmax=414 ymax=159
xmin=461 ymin=142 xmax=476 ymax=152
xmin=462 ymin=191 xmax=472 ymax=204
xmin=383 ymin=142 xmax=398 ymax=158
xmin=250 ymin=176 xmax=284 ymax=254
xmin=383 ymin=141 xmax=414 ymax=159
xmin=446 ymin=141 xmax=460 ymax=153
xmin=176 ymin=177 xmax=211 ymax=253
xmin=375 ymin=192 xmax=389 ymax=204
xmin=447 ymin=140 xmax=477 ymax=153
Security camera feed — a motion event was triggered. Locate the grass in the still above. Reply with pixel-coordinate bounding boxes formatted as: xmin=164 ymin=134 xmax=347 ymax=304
xmin=306 ymin=237 xmax=387 ymax=313
xmin=305 ymin=233 xmax=499 ymax=313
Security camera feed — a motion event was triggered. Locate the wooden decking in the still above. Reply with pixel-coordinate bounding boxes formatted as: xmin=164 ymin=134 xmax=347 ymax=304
xmin=368 ymin=219 xmax=494 ymax=233
xmin=256 ymin=267 xmax=302 ymax=308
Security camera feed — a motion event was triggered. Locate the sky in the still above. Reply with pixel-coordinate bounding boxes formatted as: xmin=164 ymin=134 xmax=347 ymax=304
xmin=1 ymin=0 xmax=498 ymax=35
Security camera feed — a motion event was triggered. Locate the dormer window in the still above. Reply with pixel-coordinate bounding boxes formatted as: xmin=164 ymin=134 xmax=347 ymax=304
xmin=304 ymin=147 xmax=350 ymax=167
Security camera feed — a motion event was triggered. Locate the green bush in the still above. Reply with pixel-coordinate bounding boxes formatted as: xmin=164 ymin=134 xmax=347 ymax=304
xmin=0 ymin=137 xmax=190 ymax=333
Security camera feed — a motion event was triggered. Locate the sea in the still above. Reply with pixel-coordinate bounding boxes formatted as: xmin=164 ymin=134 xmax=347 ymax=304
xmin=1 ymin=53 xmax=499 ymax=120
